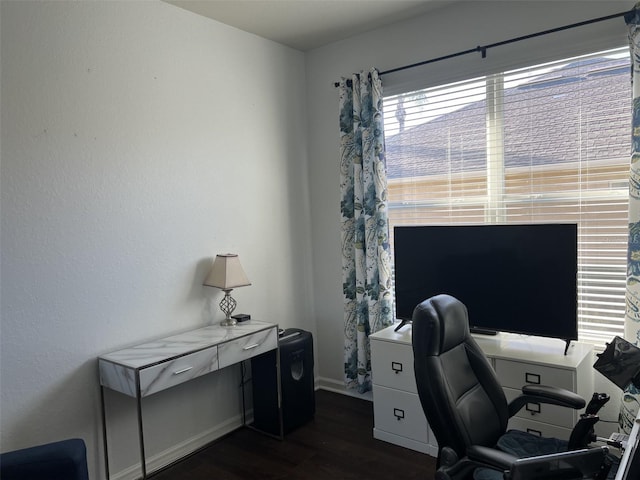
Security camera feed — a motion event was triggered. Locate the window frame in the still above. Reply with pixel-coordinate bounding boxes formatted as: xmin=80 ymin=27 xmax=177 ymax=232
xmin=384 ymin=47 xmax=631 ymax=349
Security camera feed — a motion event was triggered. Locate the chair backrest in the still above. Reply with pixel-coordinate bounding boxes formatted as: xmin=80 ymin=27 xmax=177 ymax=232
xmin=411 ymin=294 xmax=510 ymax=460
xmin=0 ymin=438 xmax=89 ymax=480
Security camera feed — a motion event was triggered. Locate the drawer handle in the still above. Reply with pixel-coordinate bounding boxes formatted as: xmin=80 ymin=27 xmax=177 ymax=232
xmin=173 ymin=366 xmax=193 ymax=375
xmin=243 ymin=343 xmax=261 ymax=351
xmin=525 ymin=373 xmax=541 ymax=384
xmin=526 ymin=428 xmax=542 ymax=437
xmin=526 ymin=402 xmax=541 ymax=415
xmin=391 ymin=361 xmax=403 ymax=374
xmin=393 ymin=408 xmax=405 ymax=420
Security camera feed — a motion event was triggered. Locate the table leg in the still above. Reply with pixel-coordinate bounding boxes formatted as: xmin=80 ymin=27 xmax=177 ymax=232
xmin=135 ymin=375 xmax=147 ymax=479
xmin=100 ymin=386 xmax=111 ymax=480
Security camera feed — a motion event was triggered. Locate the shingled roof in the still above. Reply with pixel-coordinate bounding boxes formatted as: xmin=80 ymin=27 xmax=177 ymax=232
xmin=385 ymin=57 xmax=631 ymax=179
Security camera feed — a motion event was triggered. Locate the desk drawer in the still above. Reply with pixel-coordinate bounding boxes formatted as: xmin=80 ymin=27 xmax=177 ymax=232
xmin=371 ymin=339 xmax=417 ymax=393
xmin=373 ymin=385 xmax=429 ymax=443
xmin=218 ymin=328 xmax=278 ymax=368
xmin=495 ymin=359 xmax=574 ymax=391
xmin=504 ymin=387 xmax=576 ymax=429
xmin=508 ymin=416 xmax=573 ymax=441
xmin=139 ymin=346 xmax=219 ymax=397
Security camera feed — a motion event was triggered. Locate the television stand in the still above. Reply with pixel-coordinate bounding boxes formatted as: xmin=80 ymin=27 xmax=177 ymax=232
xmin=564 ymin=339 xmax=572 ymax=356
xmin=394 ymin=319 xmax=411 ymax=332
xmin=470 ymin=329 xmax=572 ymax=355
xmin=470 ymin=327 xmax=498 ymax=336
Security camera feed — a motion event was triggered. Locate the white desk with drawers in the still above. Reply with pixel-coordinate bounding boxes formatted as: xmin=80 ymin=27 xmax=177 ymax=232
xmin=98 ymin=321 xmax=279 ymax=479
xmin=370 ymin=323 xmax=593 ymax=456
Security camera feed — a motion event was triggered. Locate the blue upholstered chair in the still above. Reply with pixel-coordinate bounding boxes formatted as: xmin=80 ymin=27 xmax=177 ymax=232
xmin=0 ymin=438 xmax=89 ymax=480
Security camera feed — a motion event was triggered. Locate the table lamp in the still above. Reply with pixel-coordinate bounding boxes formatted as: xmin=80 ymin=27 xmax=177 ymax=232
xmin=203 ymin=253 xmax=251 ymax=326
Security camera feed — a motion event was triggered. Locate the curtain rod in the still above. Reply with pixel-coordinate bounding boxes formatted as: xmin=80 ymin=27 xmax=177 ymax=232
xmin=334 ymin=9 xmax=631 ymax=87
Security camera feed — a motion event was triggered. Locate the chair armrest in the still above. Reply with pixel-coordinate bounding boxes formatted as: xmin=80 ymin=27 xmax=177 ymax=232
xmin=437 ymin=445 xmax=610 ymax=480
xmin=467 ymin=445 xmax=518 ymax=470
xmin=508 ymin=385 xmax=585 ymax=417
xmin=503 ymin=446 xmax=611 ymax=480
xmin=435 ymin=446 xmax=518 ymax=480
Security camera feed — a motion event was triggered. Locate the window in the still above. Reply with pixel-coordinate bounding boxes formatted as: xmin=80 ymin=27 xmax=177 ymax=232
xmin=384 ymin=47 xmax=631 ymax=348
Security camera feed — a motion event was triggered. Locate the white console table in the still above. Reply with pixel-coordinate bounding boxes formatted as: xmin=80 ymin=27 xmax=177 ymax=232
xmin=370 ymin=323 xmax=593 ymax=456
xmin=98 ymin=321 xmax=280 ymax=479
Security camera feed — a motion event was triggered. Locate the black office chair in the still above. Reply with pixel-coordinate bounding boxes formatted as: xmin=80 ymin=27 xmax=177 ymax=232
xmin=411 ymin=294 xmax=610 ymax=480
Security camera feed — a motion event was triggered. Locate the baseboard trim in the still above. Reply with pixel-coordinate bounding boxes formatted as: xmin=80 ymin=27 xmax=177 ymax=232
xmin=316 ymin=376 xmax=372 ymax=401
xmin=373 ymin=428 xmax=437 ymax=457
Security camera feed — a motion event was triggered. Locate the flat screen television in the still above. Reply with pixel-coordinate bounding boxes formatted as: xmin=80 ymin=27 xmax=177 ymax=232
xmin=393 ymin=224 xmax=578 ymax=351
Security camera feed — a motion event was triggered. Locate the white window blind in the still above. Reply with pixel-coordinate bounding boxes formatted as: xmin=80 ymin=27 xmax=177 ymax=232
xmin=384 ymin=47 xmax=631 ymax=348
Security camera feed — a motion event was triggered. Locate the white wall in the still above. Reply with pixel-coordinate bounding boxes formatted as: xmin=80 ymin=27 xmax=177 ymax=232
xmin=0 ymin=1 xmax=311 ymax=478
xmin=306 ymin=0 xmax=634 ymax=420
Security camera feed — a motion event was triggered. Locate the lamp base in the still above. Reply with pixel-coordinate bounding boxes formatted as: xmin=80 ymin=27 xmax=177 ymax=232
xmin=219 ymin=290 xmax=238 ymax=327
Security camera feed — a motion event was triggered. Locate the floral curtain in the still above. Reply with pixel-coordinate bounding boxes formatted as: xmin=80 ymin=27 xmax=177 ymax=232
xmin=623 ymin=5 xmax=640 ymax=433
xmin=338 ymin=68 xmax=394 ymax=393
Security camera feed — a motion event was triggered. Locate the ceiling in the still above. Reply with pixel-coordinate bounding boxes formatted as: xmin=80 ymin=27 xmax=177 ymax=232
xmin=165 ymin=0 xmax=455 ymax=51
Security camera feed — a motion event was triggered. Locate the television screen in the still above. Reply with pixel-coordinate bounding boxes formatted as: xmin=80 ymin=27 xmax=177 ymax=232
xmin=393 ymin=224 xmax=578 ymax=342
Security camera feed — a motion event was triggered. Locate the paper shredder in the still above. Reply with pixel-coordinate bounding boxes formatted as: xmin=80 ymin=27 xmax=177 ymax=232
xmin=251 ymin=328 xmax=315 ymax=435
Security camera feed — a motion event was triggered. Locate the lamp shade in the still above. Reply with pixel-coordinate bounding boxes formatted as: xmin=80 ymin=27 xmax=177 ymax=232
xmin=203 ymin=254 xmax=251 ymax=289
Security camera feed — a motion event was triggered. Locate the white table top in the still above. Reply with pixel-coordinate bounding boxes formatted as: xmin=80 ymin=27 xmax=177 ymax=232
xmin=99 ymin=320 xmax=276 ymax=369
xmin=371 ymin=321 xmax=592 ymax=368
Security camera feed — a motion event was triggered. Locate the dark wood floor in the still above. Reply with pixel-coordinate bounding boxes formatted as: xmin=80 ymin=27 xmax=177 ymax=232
xmin=151 ymin=389 xmax=437 ymax=479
